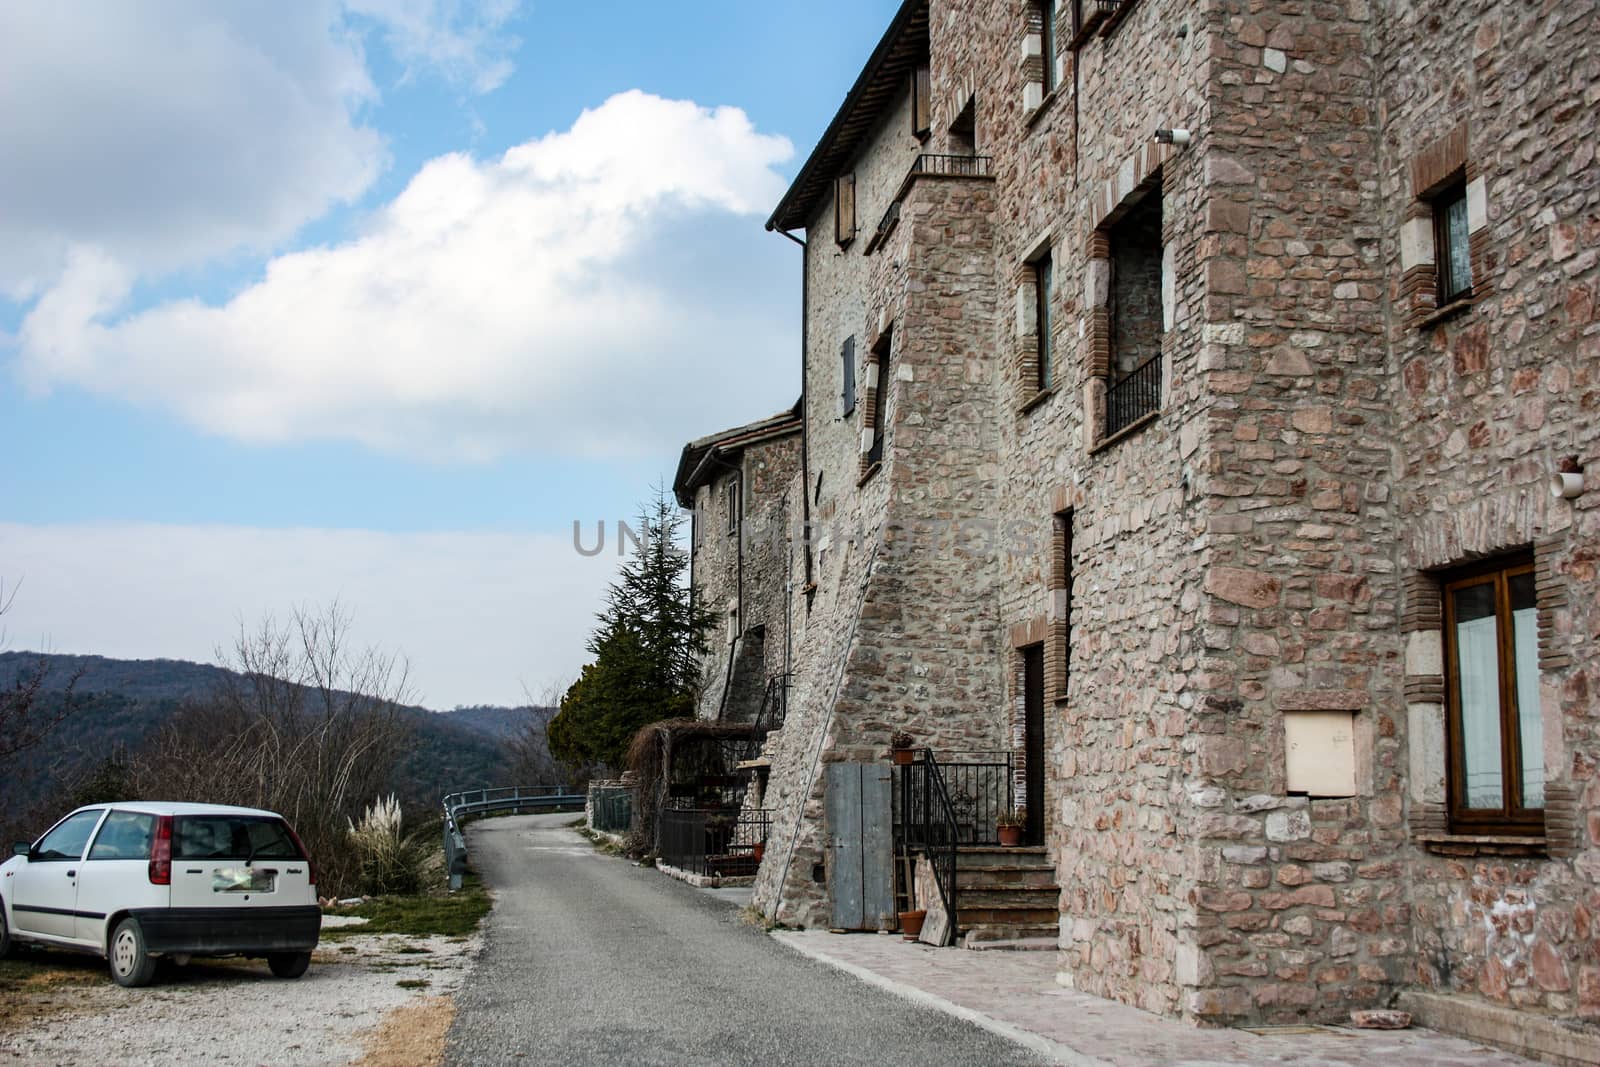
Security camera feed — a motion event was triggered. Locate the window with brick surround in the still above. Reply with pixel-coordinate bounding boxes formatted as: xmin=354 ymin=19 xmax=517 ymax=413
xmin=835 ymin=173 xmax=856 ymax=246
xmin=1051 ymin=509 xmax=1073 ymax=702
xmin=1034 ymin=248 xmax=1054 ymax=392
xmin=1441 ymin=554 xmax=1543 ymax=834
xmin=840 ymin=335 xmax=857 ymax=416
xmin=1432 ymin=177 xmax=1473 ymax=305
xmin=1034 ymin=1 xmax=1056 ymax=94
xmin=1105 ymin=186 xmax=1163 ymax=437
xmin=861 ymin=329 xmax=891 ymax=473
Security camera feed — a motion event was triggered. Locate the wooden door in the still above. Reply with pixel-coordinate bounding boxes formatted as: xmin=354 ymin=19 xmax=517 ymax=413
xmin=1024 ymin=644 xmax=1045 ymax=846
xmin=826 ymin=762 xmax=894 ymax=930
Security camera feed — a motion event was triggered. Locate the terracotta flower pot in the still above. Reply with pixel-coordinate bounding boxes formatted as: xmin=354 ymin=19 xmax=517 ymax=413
xmin=898 ymin=909 xmax=927 ymax=938
xmin=752 ymin=842 xmax=765 ymax=862
xmin=891 ymin=748 xmax=915 ymax=766
xmin=997 ymin=824 xmax=1023 ymax=847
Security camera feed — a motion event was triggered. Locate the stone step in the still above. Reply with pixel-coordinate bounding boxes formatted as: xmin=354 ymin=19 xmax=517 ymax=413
xmin=955 ymin=904 xmax=1061 ymax=927
xmin=956 ymin=865 xmax=1056 ymax=888
xmin=956 ymin=886 xmax=1060 ymax=908
xmin=960 ymin=934 xmax=1059 ymax=952
xmin=955 ymin=846 xmax=1050 ymax=867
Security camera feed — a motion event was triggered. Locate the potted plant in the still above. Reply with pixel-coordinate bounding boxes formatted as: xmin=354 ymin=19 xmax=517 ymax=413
xmin=996 ymin=808 xmax=1026 ymax=847
xmin=751 ymin=841 xmax=765 ymax=863
xmin=898 ymin=906 xmax=927 ymax=939
xmin=890 ymin=730 xmax=917 ymax=766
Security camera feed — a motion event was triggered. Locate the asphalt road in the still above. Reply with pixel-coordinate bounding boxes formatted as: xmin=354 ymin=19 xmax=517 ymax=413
xmin=444 ymin=813 xmax=1046 ymax=1067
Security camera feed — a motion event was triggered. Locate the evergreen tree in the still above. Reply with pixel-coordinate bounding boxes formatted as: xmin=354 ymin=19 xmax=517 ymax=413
xmin=548 ymin=487 xmax=712 ymax=771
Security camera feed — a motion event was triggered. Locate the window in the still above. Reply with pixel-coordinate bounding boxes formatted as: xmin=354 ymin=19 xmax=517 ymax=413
xmin=1053 ymin=509 xmax=1073 ymax=701
xmin=1033 ymin=250 xmax=1054 ymax=391
xmin=1442 ymin=555 xmax=1543 ymax=834
xmin=911 ymin=65 xmax=931 ymax=138
xmin=725 ymin=478 xmax=740 ymax=536
xmin=1106 ymin=186 xmax=1163 ymax=436
xmin=863 ymin=329 xmax=891 ymax=472
xmin=841 ymin=336 xmax=857 ymax=415
xmin=1035 ymin=1 xmax=1056 ymax=94
xmin=835 ymin=173 xmax=856 ymax=245
xmin=89 ymin=811 xmax=157 ymax=860
xmin=173 ymin=815 xmax=302 ymax=860
xmin=1432 ymin=177 xmax=1473 ymax=305
xmin=30 ymin=809 xmax=104 ymax=861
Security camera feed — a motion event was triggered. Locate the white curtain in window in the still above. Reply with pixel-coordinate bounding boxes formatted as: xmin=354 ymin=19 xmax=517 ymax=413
xmin=1456 ymin=614 xmax=1503 ymax=808
xmin=1512 ymin=605 xmax=1544 ymax=809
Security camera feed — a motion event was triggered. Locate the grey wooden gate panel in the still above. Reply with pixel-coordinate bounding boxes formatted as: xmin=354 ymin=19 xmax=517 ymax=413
xmin=827 ymin=762 xmax=894 ymax=930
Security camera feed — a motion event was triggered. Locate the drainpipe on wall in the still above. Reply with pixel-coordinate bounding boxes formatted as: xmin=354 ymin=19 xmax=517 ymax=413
xmin=774 ymin=227 xmax=813 ymax=607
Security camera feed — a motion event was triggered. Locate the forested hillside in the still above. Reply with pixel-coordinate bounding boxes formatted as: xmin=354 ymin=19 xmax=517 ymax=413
xmin=0 ymin=652 xmax=558 ymax=838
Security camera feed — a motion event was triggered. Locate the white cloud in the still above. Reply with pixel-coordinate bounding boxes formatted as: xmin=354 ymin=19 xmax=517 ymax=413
xmin=17 ymin=91 xmax=799 ymax=461
xmin=0 ymin=521 xmax=621 ymax=709
xmin=0 ymin=2 xmax=384 ymax=298
xmin=346 ymin=0 xmax=522 ymax=93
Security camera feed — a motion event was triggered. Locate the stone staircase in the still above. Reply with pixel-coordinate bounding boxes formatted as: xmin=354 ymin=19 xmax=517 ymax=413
xmin=954 ymin=845 xmax=1059 ymax=949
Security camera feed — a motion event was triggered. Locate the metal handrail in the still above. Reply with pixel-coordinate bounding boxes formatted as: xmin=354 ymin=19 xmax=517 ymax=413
xmin=440 ymin=785 xmax=586 ymax=889
xmin=919 ymin=750 xmax=959 ymax=946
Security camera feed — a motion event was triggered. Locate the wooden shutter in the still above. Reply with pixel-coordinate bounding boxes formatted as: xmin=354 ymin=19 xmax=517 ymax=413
xmin=912 ymin=66 xmax=931 ymax=137
xmin=835 ymin=173 xmax=856 ymax=245
xmin=841 ymin=336 xmax=857 ymax=415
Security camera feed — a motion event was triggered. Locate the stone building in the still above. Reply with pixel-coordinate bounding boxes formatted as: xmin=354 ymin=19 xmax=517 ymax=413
xmin=676 ymin=0 xmax=1598 ymax=1055
xmin=672 ymin=406 xmax=802 ymax=724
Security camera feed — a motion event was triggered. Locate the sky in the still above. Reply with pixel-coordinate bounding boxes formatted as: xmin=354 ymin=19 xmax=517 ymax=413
xmin=0 ymin=0 xmax=901 ymax=709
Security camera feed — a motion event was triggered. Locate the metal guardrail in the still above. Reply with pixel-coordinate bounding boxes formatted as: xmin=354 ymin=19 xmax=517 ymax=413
xmin=441 ymin=785 xmax=586 ymax=890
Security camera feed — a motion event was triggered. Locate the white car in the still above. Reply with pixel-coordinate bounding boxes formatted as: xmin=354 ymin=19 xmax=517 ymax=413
xmin=0 ymin=801 xmax=320 ymax=987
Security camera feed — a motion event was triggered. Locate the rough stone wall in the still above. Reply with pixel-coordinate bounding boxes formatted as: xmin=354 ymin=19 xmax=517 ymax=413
xmin=922 ymin=0 xmax=1216 ymax=1017
xmin=688 ymin=430 xmax=801 ymax=723
xmin=1174 ymin=0 xmax=1418 ymax=1025
xmin=1375 ymin=0 xmax=1600 ymax=1021
xmin=753 ymin=83 xmax=929 ymax=924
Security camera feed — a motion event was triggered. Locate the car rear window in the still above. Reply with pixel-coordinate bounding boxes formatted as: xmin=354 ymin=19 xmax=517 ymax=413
xmin=89 ymin=811 xmax=158 ymax=860
xmin=172 ymin=816 xmax=302 ymax=861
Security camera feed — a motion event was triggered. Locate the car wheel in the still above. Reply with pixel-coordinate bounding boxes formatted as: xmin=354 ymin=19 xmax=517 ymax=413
xmin=109 ymin=918 xmax=157 ymax=988
xmin=267 ymin=951 xmax=311 ymax=979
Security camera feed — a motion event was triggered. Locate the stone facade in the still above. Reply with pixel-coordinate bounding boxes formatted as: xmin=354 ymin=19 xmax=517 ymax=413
xmin=673 ymin=409 xmax=802 ymax=725
xmin=677 ymin=0 xmax=1599 ymax=1047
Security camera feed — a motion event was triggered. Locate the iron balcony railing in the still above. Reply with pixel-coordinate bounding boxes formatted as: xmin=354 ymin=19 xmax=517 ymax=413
xmin=910 ymin=153 xmax=993 ymax=178
xmin=1106 ymin=353 xmax=1162 ymax=437
xmin=658 ymin=806 xmax=771 ymax=878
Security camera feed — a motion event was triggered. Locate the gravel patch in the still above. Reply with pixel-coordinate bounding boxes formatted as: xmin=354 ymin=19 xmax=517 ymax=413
xmin=0 ymin=926 xmax=480 ymax=1066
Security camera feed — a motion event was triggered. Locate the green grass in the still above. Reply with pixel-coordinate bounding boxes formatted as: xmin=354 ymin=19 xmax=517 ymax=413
xmin=321 ymin=872 xmax=492 ymax=939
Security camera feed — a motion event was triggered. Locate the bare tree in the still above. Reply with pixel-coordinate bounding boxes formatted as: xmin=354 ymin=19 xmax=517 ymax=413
xmin=0 ymin=578 xmax=82 ymax=762
xmin=128 ymin=602 xmax=412 ymax=897
xmin=506 ymin=678 xmax=567 ymax=787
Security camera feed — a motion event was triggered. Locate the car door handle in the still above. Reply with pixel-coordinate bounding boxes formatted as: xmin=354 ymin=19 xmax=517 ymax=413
xmin=66 ymin=870 xmax=76 ymax=877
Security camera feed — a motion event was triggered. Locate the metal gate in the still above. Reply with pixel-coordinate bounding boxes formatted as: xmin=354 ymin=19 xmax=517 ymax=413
xmin=826 ymin=762 xmax=894 ymax=930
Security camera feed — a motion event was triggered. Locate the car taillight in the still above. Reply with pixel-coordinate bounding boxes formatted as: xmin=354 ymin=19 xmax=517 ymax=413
xmin=148 ymin=815 xmax=172 ymax=885
xmin=284 ymin=824 xmax=315 ymax=887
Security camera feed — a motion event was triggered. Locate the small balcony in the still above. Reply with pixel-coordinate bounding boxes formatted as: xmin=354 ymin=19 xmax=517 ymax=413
xmin=1105 ymin=353 xmax=1162 ymax=439
xmin=864 ymin=154 xmax=994 ymax=255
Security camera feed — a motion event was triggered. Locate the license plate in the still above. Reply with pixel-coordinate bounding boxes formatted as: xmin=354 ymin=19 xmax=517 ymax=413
xmin=212 ymin=868 xmax=276 ymax=893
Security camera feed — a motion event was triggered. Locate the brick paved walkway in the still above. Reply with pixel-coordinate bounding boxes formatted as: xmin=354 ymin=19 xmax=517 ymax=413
xmin=773 ymin=930 xmax=1541 ymax=1066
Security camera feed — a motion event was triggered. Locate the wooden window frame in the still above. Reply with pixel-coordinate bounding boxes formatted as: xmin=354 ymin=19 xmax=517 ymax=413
xmin=725 ymin=477 xmax=740 ymax=537
xmin=1431 ymin=176 xmax=1473 ymax=306
xmin=1036 ymin=0 xmax=1056 ymax=94
xmin=1440 ymin=555 xmax=1544 ymax=835
xmin=1033 ymin=249 xmax=1054 ymax=392
xmin=864 ymin=330 xmax=890 ymax=470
